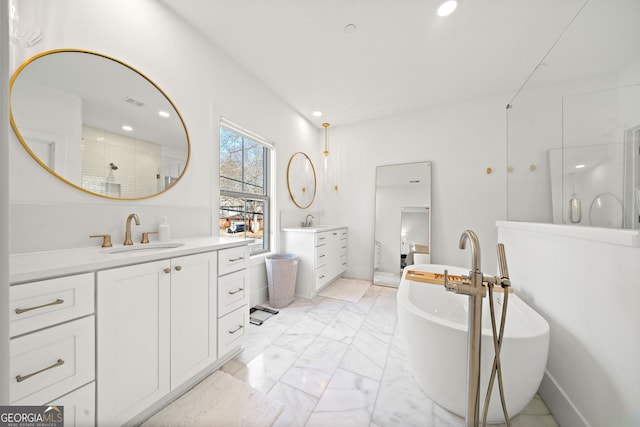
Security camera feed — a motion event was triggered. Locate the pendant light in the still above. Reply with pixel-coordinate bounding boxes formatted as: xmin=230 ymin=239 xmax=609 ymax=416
xmin=322 ymin=123 xmax=330 ymax=170
xmin=322 ymin=123 xmax=338 ymax=191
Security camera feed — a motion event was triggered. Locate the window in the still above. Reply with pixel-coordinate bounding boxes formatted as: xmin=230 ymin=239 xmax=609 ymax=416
xmin=219 ymin=119 xmax=272 ymax=254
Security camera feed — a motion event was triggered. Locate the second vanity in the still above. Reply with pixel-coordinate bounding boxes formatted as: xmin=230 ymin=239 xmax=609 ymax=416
xmin=8 ymin=236 xmax=252 ymax=426
xmin=282 ymin=226 xmax=348 ymax=299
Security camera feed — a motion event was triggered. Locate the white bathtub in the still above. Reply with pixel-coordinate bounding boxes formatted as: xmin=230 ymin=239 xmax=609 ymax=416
xmin=397 ymin=264 xmax=550 ymax=424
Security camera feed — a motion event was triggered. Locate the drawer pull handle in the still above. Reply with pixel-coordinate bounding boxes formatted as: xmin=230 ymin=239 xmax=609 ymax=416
xmin=319 ymin=255 xmax=325 ymax=258
xmin=228 ymin=325 xmax=244 ymax=334
xmin=164 ymin=268 xmax=171 ymax=274
xmin=16 ymin=359 xmax=65 ymax=382
xmin=15 ymin=299 xmax=64 ymax=315
xmin=319 ymin=275 xmax=325 ymax=279
xmin=228 ymin=256 xmax=245 ymax=262
xmin=228 ymin=288 xmax=244 ymax=295
xmin=174 ymin=265 xmax=182 ymax=271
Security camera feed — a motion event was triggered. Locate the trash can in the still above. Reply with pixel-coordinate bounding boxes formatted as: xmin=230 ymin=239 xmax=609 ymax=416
xmin=265 ymin=254 xmax=298 ymax=308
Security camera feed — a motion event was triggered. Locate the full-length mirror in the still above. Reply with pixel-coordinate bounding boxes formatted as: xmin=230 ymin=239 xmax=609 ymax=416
xmin=373 ymin=161 xmax=431 ymax=287
xmin=10 ymin=49 xmax=190 ymax=199
xmin=286 ymin=152 xmax=316 ymax=209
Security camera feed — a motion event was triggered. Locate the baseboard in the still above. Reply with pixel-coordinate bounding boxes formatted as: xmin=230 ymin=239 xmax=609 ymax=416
xmin=539 ymin=370 xmax=591 ymax=427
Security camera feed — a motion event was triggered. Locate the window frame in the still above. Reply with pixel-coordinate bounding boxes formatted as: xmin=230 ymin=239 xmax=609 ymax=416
xmin=219 ymin=118 xmax=273 ymax=255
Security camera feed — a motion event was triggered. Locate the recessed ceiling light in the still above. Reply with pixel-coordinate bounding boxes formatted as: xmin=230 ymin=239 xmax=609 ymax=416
xmin=122 ymin=125 xmax=133 ymax=131
xmin=312 ymin=111 xmax=323 ymax=117
xmin=158 ymin=110 xmax=170 ymax=118
xmin=438 ymin=0 xmax=458 ymax=17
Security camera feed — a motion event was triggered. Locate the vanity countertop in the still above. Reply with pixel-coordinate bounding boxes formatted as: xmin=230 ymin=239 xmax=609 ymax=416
xmin=10 ymin=236 xmax=253 ymax=284
xmin=281 ymin=225 xmax=347 ymax=233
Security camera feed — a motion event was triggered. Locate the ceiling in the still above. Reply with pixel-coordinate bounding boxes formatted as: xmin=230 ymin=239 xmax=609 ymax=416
xmin=159 ymin=0 xmax=636 ymax=128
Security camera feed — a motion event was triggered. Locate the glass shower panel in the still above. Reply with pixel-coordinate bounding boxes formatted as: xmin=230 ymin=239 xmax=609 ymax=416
xmin=554 ymin=84 xmax=640 ymax=228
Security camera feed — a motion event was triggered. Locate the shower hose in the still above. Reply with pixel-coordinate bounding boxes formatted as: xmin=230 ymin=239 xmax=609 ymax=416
xmin=481 ymin=279 xmax=511 ymax=427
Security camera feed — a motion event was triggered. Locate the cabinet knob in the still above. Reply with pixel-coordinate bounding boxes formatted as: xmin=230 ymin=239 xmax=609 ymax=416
xmin=164 ymin=268 xmax=171 ymax=274
xmin=174 ymin=265 xmax=182 ymax=271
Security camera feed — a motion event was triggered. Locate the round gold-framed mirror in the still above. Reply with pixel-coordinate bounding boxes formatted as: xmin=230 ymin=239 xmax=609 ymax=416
xmin=286 ymin=152 xmax=316 ymax=209
xmin=10 ymin=49 xmax=190 ymax=200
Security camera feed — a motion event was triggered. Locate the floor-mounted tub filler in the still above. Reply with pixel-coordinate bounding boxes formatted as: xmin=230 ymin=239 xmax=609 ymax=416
xmin=397 ymin=231 xmax=550 ymax=425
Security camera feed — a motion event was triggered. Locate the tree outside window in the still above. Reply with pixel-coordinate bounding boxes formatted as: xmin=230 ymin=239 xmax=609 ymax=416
xmin=219 ymin=125 xmax=270 ymax=254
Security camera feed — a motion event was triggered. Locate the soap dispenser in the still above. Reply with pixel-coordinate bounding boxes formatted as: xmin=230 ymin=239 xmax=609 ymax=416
xmin=158 ymin=216 xmax=171 ymax=242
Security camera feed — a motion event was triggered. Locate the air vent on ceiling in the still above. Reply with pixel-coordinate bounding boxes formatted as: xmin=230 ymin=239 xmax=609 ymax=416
xmin=123 ymin=97 xmax=145 ymax=107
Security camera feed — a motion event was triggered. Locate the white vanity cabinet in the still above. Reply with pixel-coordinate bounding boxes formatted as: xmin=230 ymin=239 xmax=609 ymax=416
xmin=282 ymin=227 xmax=348 ymax=299
xmin=9 ymin=273 xmax=96 ymax=427
xmin=96 ymin=251 xmax=218 ymax=426
xmin=10 ymin=237 xmax=252 ymax=427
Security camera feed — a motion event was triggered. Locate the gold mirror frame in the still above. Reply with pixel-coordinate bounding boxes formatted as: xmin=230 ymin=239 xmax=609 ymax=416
xmin=286 ymin=152 xmax=317 ymax=209
xmin=10 ymin=49 xmax=191 ymax=200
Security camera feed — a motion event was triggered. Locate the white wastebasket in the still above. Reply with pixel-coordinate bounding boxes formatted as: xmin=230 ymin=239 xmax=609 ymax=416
xmin=265 ymin=254 xmax=298 ymax=308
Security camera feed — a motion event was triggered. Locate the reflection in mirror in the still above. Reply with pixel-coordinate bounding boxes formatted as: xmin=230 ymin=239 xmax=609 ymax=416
xmin=10 ymin=49 xmax=190 ymax=199
xmin=286 ymin=152 xmax=316 ymax=209
xmin=373 ymin=161 xmax=431 ymax=288
xmin=506 ymin=0 xmax=640 ymax=228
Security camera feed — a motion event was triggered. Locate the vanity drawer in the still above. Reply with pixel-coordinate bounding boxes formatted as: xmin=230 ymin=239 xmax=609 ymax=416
xmin=315 ymin=232 xmax=328 ymax=246
xmin=218 ymin=246 xmax=249 ymax=276
xmin=339 ymin=228 xmax=348 ymax=240
xmin=340 ymin=254 xmax=348 ymax=272
xmin=315 ymin=245 xmax=328 ymax=267
xmin=10 ymin=315 xmax=95 ymax=405
xmin=218 ymin=269 xmax=249 ymax=317
xmin=218 ymin=306 xmax=249 ymax=357
xmin=10 ymin=273 xmax=94 ymax=337
xmin=316 ymin=264 xmax=330 ymax=289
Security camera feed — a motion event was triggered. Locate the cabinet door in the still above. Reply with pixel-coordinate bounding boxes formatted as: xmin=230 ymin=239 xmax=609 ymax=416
xmin=97 ymin=261 xmax=170 ymax=426
xmin=170 ymin=252 xmax=217 ymax=389
xmin=45 ymin=381 xmax=95 ymax=427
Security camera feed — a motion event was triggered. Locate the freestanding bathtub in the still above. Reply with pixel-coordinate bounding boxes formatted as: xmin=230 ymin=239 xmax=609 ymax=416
xmin=397 ymin=264 xmax=549 ymax=424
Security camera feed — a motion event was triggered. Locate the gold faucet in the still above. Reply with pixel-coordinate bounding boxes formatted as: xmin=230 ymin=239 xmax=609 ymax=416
xmin=124 ymin=213 xmax=140 ymax=245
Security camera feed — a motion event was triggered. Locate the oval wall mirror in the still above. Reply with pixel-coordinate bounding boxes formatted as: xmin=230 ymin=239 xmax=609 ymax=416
xmin=10 ymin=49 xmax=190 ymax=199
xmin=286 ymin=152 xmax=316 ymax=209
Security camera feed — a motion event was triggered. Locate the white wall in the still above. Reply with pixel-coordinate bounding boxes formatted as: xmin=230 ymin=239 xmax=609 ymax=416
xmin=498 ymin=222 xmax=640 ymax=427
xmin=318 ymin=95 xmax=509 ymax=277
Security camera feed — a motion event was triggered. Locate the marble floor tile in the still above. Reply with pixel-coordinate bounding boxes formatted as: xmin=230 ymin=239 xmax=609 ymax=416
xmin=268 ymin=382 xmax=318 ymax=427
xmin=232 ymin=344 xmax=300 ymax=394
xmin=305 ymin=369 xmax=379 ymax=427
xmin=338 ymin=328 xmax=391 ymax=381
xmin=231 ymin=284 xmax=558 ymax=427
xmin=320 ymin=305 xmax=366 ymax=343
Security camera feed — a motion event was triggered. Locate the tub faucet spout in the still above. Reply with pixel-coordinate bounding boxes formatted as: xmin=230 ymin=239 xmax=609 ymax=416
xmin=459 ymin=229 xmax=481 ymax=276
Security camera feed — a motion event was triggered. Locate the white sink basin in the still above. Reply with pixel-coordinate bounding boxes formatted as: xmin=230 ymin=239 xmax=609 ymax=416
xmin=105 ymin=242 xmax=185 ymax=254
